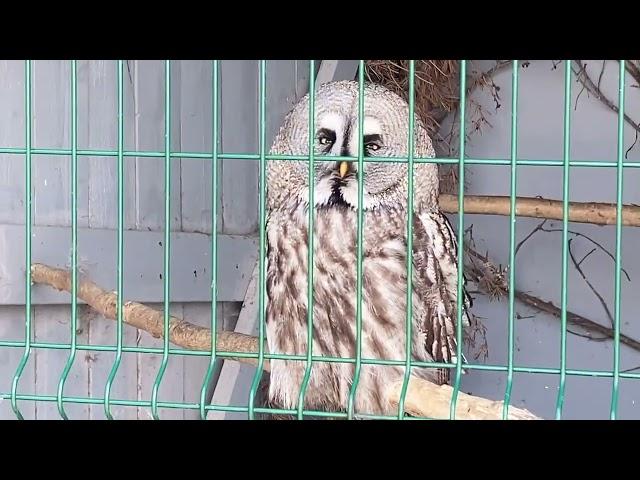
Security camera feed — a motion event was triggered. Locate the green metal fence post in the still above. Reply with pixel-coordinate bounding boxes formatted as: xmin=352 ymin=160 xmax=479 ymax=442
xmin=248 ymin=60 xmax=267 ymax=420
xmin=199 ymin=60 xmax=220 ymax=420
xmin=11 ymin=60 xmax=33 ymax=420
xmin=503 ymin=60 xmax=519 ymax=419
xmin=450 ymin=59 xmax=467 ymax=419
xmin=346 ymin=60 xmax=366 ymax=420
xmin=555 ymin=60 xmax=572 ymax=419
xmin=398 ymin=59 xmax=416 ymax=420
xmin=611 ymin=60 xmax=626 ymax=419
xmin=104 ymin=59 xmax=125 ymax=420
xmin=56 ymin=60 xmax=79 ymax=420
xmin=151 ymin=60 xmax=172 ymax=419
xmin=297 ymin=59 xmax=316 ymax=419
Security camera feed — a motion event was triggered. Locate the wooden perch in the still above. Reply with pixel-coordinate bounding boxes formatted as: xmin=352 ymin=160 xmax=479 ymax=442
xmin=29 ymin=263 xmax=264 ymax=370
xmin=439 ymin=194 xmax=640 ymax=227
xmin=29 ymin=262 xmax=540 ymax=420
xmin=387 ymin=379 xmax=540 ymax=420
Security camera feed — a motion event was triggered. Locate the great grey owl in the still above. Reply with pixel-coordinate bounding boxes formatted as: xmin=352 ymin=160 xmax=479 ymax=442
xmin=265 ymin=80 xmax=473 ymax=417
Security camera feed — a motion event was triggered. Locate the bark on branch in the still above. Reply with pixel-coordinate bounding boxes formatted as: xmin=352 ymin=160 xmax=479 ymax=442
xmin=28 ymin=262 xmax=540 ymax=420
xmin=29 ymin=263 xmax=264 ymax=370
xmin=386 ymin=379 xmax=540 ymax=420
xmin=439 ymin=194 xmax=640 ymax=227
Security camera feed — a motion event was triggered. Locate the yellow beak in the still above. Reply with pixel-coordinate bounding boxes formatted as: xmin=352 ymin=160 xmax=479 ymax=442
xmin=339 ymin=161 xmax=349 ymax=178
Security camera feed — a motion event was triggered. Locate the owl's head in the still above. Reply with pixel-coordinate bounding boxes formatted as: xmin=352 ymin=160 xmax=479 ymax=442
xmin=267 ymin=80 xmax=439 ymax=212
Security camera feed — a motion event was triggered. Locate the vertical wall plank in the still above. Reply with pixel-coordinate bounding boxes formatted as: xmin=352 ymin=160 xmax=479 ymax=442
xmin=32 ymin=60 xmax=90 ymax=228
xmin=85 ymin=60 xmax=120 ymax=230
xmin=181 ymin=302 xmax=220 ymax=419
xmin=0 ymin=60 xmax=26 ymax=225
xmin=87 ymin=307 xmax=139 ymax=420
xmin=220 ymin=60 xmax=258 ymax=235
xmin=136 ymin=303 xmax=185 ymax=419
xmin=33 ymin=305 xmax=90 ymax=419
xmin=179 ymin=60 xmax=215 ymax=235
xmin=1 ymin=60 xmax=314 ymax=419
xmin=133 ymin=60 xmax=182 ymax=231
xmin=0 ymin=306 xmax=36 ymax=420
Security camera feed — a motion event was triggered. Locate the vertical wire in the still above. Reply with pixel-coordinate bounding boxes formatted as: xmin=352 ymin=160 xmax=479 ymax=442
xmin=11 ymin=60 xmax=32 ymax=420
xmin=57 ymin=60 xmax=78 ymax=419
xmin=610 ymin=60 xmax=625 ymax=419
xmin=199 ymin=60 xmax=220 ymax=420
xmin=297 ymin=60 xmax=316 ymax=419
xmin=449 ymin=60 xmax=467 ymax=419
xmin=503 ymin=60 xmax=519 ymax=419
xmin=248 ymin=60 xmax=267 ymax=420
xmin=347 ymin=60 xmax=366 ymax=419
xmin=397 ymin=59 xmax=416 ymax=419
xmin=105 ymin=60 xmax=125 ymax=419
xmin=555 ymin=61 xmax=572 ymax=419
xmin=151 ymin=60 xmax=171 ymax=419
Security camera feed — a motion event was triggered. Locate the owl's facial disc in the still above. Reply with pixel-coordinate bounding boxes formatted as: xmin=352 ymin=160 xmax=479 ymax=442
xmin=311 ymin=113 xmax=397 ymax=210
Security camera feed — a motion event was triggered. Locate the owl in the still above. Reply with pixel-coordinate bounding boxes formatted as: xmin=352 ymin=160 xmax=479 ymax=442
xmin=264 ymin=80 xmax=473 ymax=417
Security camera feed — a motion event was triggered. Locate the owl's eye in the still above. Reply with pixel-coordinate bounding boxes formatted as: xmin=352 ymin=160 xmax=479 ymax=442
xmin=363 ymin=134 xmax=383 ymax=154
xmin=316 ymin=127 xmax=337 ymax=147
xmin=366 ymin=143 xmax=380 ymax=151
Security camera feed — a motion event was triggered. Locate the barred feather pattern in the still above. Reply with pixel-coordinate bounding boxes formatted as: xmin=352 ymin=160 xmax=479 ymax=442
xmin=265 ymin=203 xmax=472 ymax=416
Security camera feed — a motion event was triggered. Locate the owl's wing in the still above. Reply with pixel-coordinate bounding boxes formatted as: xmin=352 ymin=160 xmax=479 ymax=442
xmin=413 ymin=210 xmax=474 ymax=384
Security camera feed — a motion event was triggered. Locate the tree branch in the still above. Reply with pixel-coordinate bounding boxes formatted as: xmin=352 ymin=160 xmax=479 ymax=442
xmin=386 ymin=378 xmax=540 ymax=420
xmin=29 ymin=263 xmax=265 ymax=370
xmin=439 ymin=194 xmax=640 ymax=227
xmin=29 ymin=262 xmax=540 ymax=420
xmin=513 ymin=291 xmax=640 ymax=352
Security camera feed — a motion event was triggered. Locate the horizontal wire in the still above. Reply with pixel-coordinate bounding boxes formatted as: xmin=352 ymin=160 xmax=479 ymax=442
xmin=0 ymin=147 xmax=638 ymax=168
xmin=1 ymin=340 xmax=638 ymax=378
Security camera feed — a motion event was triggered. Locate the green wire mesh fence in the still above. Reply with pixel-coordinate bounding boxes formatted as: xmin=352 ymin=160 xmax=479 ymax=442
xmin=0 ymin=59 xmax=635 ymax=419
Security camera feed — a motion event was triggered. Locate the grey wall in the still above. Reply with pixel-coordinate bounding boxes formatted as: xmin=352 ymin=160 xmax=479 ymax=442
xmin=0 ymin=60 xmax=311 ymax=419
xmin=444 ymin=60 xmax=640 ymax=419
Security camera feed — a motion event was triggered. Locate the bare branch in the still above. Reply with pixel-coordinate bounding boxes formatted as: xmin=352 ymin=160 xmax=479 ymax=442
xmin=439 ymin=194 xmax=640 ymax=228
xmin=29 ymin=263 xmax=265 ymax=370
xmin=573 ymin=60 xmax=640 ymax=136
xmin=621 ymin=60 xmax=640 ymax=89
xmin=514 ymin=291 xmax=640 ymax=352
xmin=463 ymin=242 xmax=640 ymax=354
xmin=386 ymin=378 xmax=540 ymax=420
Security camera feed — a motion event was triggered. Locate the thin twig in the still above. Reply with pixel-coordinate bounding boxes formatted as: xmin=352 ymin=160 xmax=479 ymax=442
xmin=514 ymin=219 xmax=548 ymax=256
xmin=573 ymin=60 xmax=640 ymax=136
xmin=567 ymin=238 xmax=614 ymax=327
xmin=626 ymin=128 xmax=639 ymax=160
xmin=539 ymin=226 xmax=631 ymax=281
xmin=514 ymin=291 xmax=640 ymax=352
xmin=621 ymin=60 xmax=640 ymax=90
xmin=464 ymin=238 xmax=640 ymax=354
xmin=577 ymin=247 xmax=597 ymax=267
xmin=566 ymin=327 xmax=608 ymax=342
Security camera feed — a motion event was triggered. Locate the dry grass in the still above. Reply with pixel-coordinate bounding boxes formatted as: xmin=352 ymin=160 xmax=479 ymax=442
xmin=365 ymin=60 xmax=463 ymax=194
xmin=365 ymin=60 xmax=460 ymax=137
